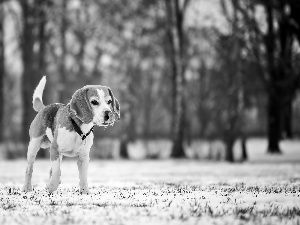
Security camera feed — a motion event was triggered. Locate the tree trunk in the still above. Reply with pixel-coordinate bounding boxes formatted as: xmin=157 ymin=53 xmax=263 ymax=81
xmin=0 ymin=3 xmax=4 ymax=142
xmin=278 ymin=0 xmax=294 ymax=140
xmin=36 ymin=0 xmax=48 ymax=158
xmin=21 ymin=0 xmax=39 ymax=143
xmin=198 ymin=60 xmax=208 ymax=137
xmin=119 ymin=136 xmax=129 ymax=159
xmin=59 ymin=0 xmax=67 ymax=103
xmin=165 ymin=0 xmax=186 ymax=158
xmin=225 ymin=137 xmax=235 ymax=162
xmin=119 ymin=104 xmax=136 ymax=159
xmin=171 ymin=110 xmax=185 ymax=157
xmin=21 ymin=0 xmax=50 ymax=143
xmin=290 ymin=1 xmax=300 ymax=44
xmin=38 ymin=0 xmax=47 ymax=77
xmin=283 ymin=100 xmax=293 ymax=139
xmin=267 ymin=91 xmax=281 ymax=153
xmin=280 ymin=97 xmax=293 ymax=139
xmin=119 ymin=115 xmax=135 ymax=159
xmin=143 ymin=77 xmax=153 ymax=139
xmin=265 ymin=2 xmax=282 ymax=154
xmin=241 ymin=136 xmax=247 ymax=161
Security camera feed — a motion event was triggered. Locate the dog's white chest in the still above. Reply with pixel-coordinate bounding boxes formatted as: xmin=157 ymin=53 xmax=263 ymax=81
xmin=56 ymin=127 xmax=93 ymax=156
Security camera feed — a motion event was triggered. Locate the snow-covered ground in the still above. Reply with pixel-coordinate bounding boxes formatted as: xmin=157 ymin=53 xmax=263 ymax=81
xmin=0 ymin=159 xmax=300 ymax=225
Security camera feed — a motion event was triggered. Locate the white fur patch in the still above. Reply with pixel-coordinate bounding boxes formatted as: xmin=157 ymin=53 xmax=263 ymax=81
xmin=81 ymin=122 xmax=94 ymax=134
xmin=97 ymin=89 xmax=111 ymax=111
xmin=57 ymin=127 xmax=77 ymax=152
xmin=97 ymin=89 xmax=105 ymax=105
xmin=46 ymin=127 xmax=53 ymax=142
xmin=56 ymin=126 xmax=94 ymax=157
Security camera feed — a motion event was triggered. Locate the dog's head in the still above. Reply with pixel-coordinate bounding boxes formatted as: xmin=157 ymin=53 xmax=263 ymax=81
xmin=70 ymin=85 xmax=120 ymax=126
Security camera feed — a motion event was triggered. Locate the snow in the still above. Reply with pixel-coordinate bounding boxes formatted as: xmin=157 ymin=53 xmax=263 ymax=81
xmin=0 ymin=159 xmax=300 ymax=224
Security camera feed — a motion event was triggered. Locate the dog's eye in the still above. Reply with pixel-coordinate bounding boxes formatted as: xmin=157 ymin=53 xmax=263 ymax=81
xmin=107 ymin=100 xmax=112 ymax=104
xmin=91 ymin=100 xmax=99 ymax=105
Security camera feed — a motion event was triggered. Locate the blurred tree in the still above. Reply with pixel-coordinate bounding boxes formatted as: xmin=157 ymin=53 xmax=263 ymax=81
xmin=263 ymin=0 xmax=300 ymax=153
xmin=20 ymin=0 xmax=51 ymax=143
xmin=199 ymin=0 xmax=249 ymax=162
xmin=265 ymin=1 xmax=288 ymax=153
xmin=197 ymin=59 xmax=210 ymax=138
xmin=8 ymin=0 xmax=300 ymax=161
xmin=119 ymin=136 xmax=129 ymax=158
xmin=164 ymin=0 xmax=190 ymax=158
xmin=185 ymin=28 xmax=218 ymax=140
xmin=241 ymin=135 xmax=247 ymax=161
xmin=91 ymin=0 xmax=170 ymax=157
xmin=20 ymin=0 xmax=38 ymax=143
xmin=0 ymin=1 xmax=4 ymax=142
xmin=48 ymin=0 xmax=95 ymax=101
xmin=223 ymin=0 xmax=300 ymax=154
xmin=211 ymin=35 xmax=246 ymax=162
xmin=59 ymin=0 xmax=67 ymax=103
xmin=290 ymin=0 xmax=300 ymax=43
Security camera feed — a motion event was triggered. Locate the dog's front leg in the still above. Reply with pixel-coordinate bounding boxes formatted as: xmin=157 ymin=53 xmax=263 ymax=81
xmin=77 ymin=154 xmax=90 ymax=194
xmin=46 ymin=144 xmax=61 ymax=193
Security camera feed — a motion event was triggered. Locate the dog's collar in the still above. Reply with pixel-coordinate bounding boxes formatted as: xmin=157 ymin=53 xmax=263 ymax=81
xmin=70 ymin=117 xmax=94 ymax=141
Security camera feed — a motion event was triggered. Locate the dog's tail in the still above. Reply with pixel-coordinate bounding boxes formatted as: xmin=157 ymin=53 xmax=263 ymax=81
xmin=32 ymin=76 xmax=46 ymax=112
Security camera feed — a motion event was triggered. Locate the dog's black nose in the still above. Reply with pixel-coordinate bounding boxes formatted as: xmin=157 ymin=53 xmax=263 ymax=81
xmin=104 ymin=111 xmax=110 ymax=121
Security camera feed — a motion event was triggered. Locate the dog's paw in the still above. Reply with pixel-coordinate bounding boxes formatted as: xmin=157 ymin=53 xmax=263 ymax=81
xmin=22 ymin=184 xmax=32 ymax=192
xmin=46 ymin=178 xmax=60 ymax=193
xmin=80 ymin=187 xmax=90 ymax=195
xmin=45 ymin=184 xmax=57 ymax=193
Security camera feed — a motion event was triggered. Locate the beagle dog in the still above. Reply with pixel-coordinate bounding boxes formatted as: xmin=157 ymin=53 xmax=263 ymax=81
xmin=22 ymin=76 xmax=120 ymax=194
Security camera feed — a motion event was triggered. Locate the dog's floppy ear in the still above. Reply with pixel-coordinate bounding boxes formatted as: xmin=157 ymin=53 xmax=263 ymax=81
xmin=114 ymin=98 xmax=120 ymax=121
xmin=108 ymin=88 xmax=120 ymax=121
xmin=70 ymin=88 xmax=93 ymax=123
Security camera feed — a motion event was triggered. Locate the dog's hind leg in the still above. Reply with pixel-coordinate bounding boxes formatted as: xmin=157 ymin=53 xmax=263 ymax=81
xmin=46 ymin=142 xmax=62 ymax=193
xmin=49 ymin=154 xmax=62 ymax=185
xmin=22 ymin=136 xmax=43 ymax=192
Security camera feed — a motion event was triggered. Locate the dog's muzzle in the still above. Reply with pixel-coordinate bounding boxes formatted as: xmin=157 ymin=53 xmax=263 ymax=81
xmin=104 ymin=111 xmax=110 ymax=122
xmin=95 ymin=111 xmax=115 ymax=126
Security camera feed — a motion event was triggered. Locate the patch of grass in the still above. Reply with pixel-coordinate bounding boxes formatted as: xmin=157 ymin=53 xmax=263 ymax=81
xmin=1 ymin=160 xmax=300 ymax=224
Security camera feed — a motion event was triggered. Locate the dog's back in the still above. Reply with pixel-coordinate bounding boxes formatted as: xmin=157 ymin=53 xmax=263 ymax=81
xmin=29 ymin=103 xmax=64 ymax=140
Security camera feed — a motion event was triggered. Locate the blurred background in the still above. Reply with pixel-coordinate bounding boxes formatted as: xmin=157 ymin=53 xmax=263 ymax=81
xmin=0 ymin=0 xmax=300 ymax=162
